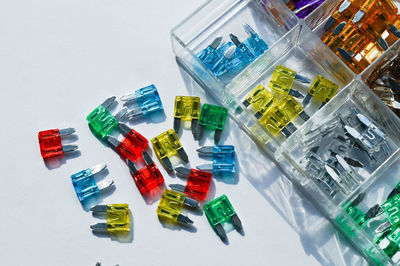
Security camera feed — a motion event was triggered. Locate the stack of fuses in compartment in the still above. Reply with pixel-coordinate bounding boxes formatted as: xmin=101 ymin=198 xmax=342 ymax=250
xmin=197 ymin=24 xmax=268 ymax=80
xmin=367 ymin=54 xmax=400 ymax=117
xmin=37 ymin=84 xmax=243 ymax=242
xmin=241 ymin=65 xmax=338 ymax=139
xmin=321 ymin=0 xmax=400 ymax=73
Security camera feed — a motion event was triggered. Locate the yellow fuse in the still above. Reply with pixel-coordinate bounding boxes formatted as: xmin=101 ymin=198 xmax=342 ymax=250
xmin=268 ymin=65 xmax=296 ymax=95
xmin=259 ymin=108 xmax=286 ymax=136
xmin=156 ymin=189 xmax=199 ymax=225
xmin=277 ymin=96 xmax=310 ymax=122
xmin=174 ymin=96 xmax=200 ymax=121
xmin=303 ymin=75 xmax=338 ymax=107
xmin=243 ymin=85 xmax=278 ymax=118
xmin=90 ymin=204 xmax=130 ymax=234
xmin=268 ymin=65 xmax=308 ymax=98
xmin=173 ymin=96 xmax=201 ymax=140
xmin=151 ymin=129 xmax=189 ymax=172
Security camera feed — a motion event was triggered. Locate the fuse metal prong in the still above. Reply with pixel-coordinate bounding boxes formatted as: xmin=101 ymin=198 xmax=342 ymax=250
xmin=102 ymin=96 xmax=116 ymax=110
xmin=183 ymin=196 xmax=200 ymax=208
xmin=59 ymin=128 xmax=76 ymax=136
xmin=62 ymin=145 xmax=79 ymax=153
xmin=177 ymin=214 xmax=193 ymax=225
xmin=169 ymin=184 xmax=186 ymax=193
xmin=90 ymin=163 xmax=107 ymax=175
xmin=175 ymin=166 xmax=191 ymax=178
xmin=90 ymin=223 xmax=108 ymax=233
xmin=196 ymin=164 xmax=213 ymax=171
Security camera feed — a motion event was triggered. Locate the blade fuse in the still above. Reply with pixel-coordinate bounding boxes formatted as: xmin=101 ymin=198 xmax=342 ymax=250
xmin=156 ymin=189 xmax=200 ymax=225
xmin=151 ymin=129 xmax=189 ymax=172
xmin=173 ymin=96 xmax=201 ymax=140
xmin=71 ymin=164 xmax=114 ymax=203
xmin=268 ymin=65 xmax=310 ymax=99
xmin=243 ymin=84 xmax=278 ymax=119
xmin=121 ymin=84 xmax=163 ymax=120
xmin=303 ymin=75 xmax=339 ymax=108
xmin=197 ymin=145 xmax=236 ymax=176
xmin=198 ymin=104 xmax=228 ymax=144
xmin=38 ymin=128 xmax=78 ymax=159
xmin=203 ymin=194 xmax=243 ymax=241
xmin=107 ymin=123 xmax=148 ymax=161
xmin=87 ymin=96 xmax=127 ymax=140
xmin=171 ymin=167 xmax=212 ymax=201
xmin=126 ymin=151 xmax=164 ymax=195
xmin=90 ymin=204 xmax=130 ymax=235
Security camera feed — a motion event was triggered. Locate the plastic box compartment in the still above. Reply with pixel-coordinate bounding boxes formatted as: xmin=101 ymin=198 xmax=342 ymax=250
xmin=171 ymin=0 xmax=400 ymax=264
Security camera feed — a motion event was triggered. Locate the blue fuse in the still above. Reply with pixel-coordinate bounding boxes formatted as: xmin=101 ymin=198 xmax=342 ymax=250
xmin=212 ymin=46 xmax=238 ymax=77
xmin=229 ymin=33 xmax=256 ymax=65
xmin=242 ymin=24 xmax=269 ymax=58
xmin=120 ymin=84 xmax=163 ymax=120
xmin=197 ymin=36 xmax=223 ymax=62
xmin=71 ymin=164 xmax=114 ymax=202
xmin=197 ymin=145 xmax=236 ymax=176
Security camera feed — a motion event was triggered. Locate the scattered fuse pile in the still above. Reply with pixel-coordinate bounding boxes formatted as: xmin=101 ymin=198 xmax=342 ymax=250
xmin=37 ymin=84 xmax=241 ymax=242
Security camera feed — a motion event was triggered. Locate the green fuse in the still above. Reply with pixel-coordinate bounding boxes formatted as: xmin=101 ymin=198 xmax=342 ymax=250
xmin=87 ymin=96 xmax=127 ymax=140
xmin=151 ymin=129 xmax=189 ymax=172
xmin=203 ymin=194 xmax=242 ymax=241
xmin=198 ymin=104 xmax=228 ymax=144
xmin=173 ymin=96 xmax=201 ymax=140
xmin=243 ymin=84 xmax=278 ymax=119
xmin=375 ymin=194 xmax=400 ymax=234
xmin=366 ymin=227 xmax=400 ymax=264
xmin=303 ymin=75 xmax=338 ymax=108
xmin=268 ymin=65 xmax=309 ymax=99
xmin=336 ymin=193 xmax=368 ymax=238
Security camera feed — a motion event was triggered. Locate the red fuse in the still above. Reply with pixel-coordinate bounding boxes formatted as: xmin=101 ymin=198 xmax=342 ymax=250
xmin=38 ymin=128 xmax=78 ymax=159
xmin=107 ymin=123 xmax=148 ymax=161
xmin=126 ymin=151 xmax=164 ymax=194
xmin=171 ymin=167 xmax=212 ymax=201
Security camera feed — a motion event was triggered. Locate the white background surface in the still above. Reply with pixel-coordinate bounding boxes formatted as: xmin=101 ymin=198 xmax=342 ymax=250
xmin=0 ymin=0 xmax=321 ymax=265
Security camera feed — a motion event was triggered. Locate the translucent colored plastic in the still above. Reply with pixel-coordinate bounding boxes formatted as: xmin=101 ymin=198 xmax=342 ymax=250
xmin=106 ymin=204 xmax=130 ymax=234
xmin=184 ymin=169 xmax=212 ymax=200
xmin=87 ymin=105 xmax=118 ymax=140
xmin=38 ymin=129 xmax=62 ymax=158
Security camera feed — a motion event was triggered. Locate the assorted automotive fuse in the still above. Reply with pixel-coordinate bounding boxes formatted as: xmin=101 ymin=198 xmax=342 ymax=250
xmin=87 ymin=96 xmax=127 ymax=140
xmin=38 ymin=128 xmax=78 ymax=159
xmin=174 ymin=96 xmax=201 ymax=140
xmin=151 ymin=129 xmax=189 ymax=172
xmin=196 ymin=24 xmax=268 ymax=79
xmin=120 ymin=84 xmax=163 ymax=120
xmin=198 ymin=104 xmax=228 ymax=144
xmin=90 ymin=204 xmax=130 ymax=235
xmin=203 ymin=194 xmax=242 ymax=241
xmin=126 ymin=151 xmax=164 ymax=195
xmin=322 ymin=0 xmax=400 ymax=73
xmin=107 ymin=123 xmax=148 ymax=161
xmin=171 ymin=167 xmax=212 ymax=201
xmin=197 ymin=145 xmax=236 ymax=176
xmin=156 ymin=189 xmax=200 ymax=225
xmin=71 ymin=164 xmax=114 ymax=203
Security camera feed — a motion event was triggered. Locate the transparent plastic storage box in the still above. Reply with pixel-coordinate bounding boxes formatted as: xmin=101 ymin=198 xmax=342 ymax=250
xmin=171 ymin=0 xmax=400 ymax=265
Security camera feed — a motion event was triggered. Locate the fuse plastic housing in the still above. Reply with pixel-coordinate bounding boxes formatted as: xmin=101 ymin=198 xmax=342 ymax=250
xmin=212 ymin=145 xmax=236 ymax=176
xmin=71 ymin=168 xmax=100 ymax=202
xmin=203 ymin=194 xmax=237 ymax=229
xmin=184 ymin=169 xmax=212 ymax=200
xmin=131 ymin=161 xmax=164 ymax=195
xmin=199 ymin=104 xmax=228 ymax=130
xmin=307 ymin=75 xmax=339 ymax=103
xmin=156 ymin=190 xmax=186 ymax=222
xmin=135 ymin=85 xmax=163 ymax=116
xmin=38 ymin=129 xmax=63 ymax=158
xmin=87 ymin=105 xmax=118 ymax=140
xmin=105 ymin=204 xmax=130 ymax=233
xmin=243 ymin=84 xmax=278 ymax=117
xmin=151 ymin=129 xmax=184 ymax=162
xmin=117 ymin=130 xmax=148 ymax=161
xmin=268 ymin=65 xmax=297 ymax=95
xmin=174 ymin=96 xmax=200 ymax=121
